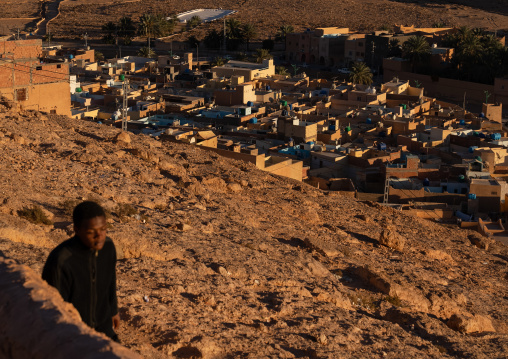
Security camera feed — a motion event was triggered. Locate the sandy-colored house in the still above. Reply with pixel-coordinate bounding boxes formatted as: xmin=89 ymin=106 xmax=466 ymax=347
xmin=0 ymin=39 xmax=70 ymax=115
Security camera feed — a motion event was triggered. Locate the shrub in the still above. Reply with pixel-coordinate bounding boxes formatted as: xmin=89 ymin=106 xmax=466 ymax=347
xmin=384 ymin=295 xmax=402 ymax=307
xmin=18 ymin=205 xmax=52 ymax=225
xmin=116 ymin=203 xmax=138 ymax=218
xmin=60 ymin=199 xmax=80 ymax=216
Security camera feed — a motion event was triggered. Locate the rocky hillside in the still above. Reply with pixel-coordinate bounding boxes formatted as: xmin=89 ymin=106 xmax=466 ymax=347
xmin=46 ymin=0 xmax=508 ymax=40
xmin=0 ymin=99 xmax=508 ymax=358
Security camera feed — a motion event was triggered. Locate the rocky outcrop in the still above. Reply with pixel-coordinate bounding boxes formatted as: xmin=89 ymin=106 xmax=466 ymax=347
xmin=0 ymin=256 xmax=140 ymax=359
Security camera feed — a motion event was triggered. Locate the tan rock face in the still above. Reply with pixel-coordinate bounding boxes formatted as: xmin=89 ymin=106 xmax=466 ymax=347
xmin=0 ymin=257 xmax=141 ymax=359
xmin=1 ymin=106 xmax=508 ymax=358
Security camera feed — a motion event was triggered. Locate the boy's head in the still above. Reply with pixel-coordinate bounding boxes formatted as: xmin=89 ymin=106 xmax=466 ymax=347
xmin=73 ymin=201 xmax=107 ymax=250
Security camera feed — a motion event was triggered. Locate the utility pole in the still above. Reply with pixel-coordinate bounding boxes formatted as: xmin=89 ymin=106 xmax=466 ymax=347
xmin=223 ymin=17 xmax=227 ymax=54
xmin=17 ymin=28 xmax=20 ymax=40
xmin=371 ymin=41 xmax=375 ymax=68
xmin=196 ymin=44 xmax=199 ymax=71
xmin=122 ymin=79 xmax=129 ymax=132
xmin=84 ymin=32 xmax=88 ymax=48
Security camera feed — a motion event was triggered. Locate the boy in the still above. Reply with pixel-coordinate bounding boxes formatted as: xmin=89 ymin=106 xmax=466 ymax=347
xmin=42 ymin=201 xmax=120 ymax=341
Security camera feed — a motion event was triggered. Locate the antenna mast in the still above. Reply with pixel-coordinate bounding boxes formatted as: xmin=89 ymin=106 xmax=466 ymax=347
xmin=122 ymin=79 xmax=129 ymax=132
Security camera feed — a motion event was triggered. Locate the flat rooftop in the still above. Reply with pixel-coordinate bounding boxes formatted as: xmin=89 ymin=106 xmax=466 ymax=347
xmin=174 ymin=9 xmax=236 ymax=23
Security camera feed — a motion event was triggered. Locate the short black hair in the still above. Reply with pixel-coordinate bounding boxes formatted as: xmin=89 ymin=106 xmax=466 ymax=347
xmin=73 ymin=201 xmax=106 ymax=228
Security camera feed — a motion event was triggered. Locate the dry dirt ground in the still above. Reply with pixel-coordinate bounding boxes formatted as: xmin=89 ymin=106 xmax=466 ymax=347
xmin=0 ymin=99 xmax=508 ymax=358
xmin=2 ymin=0 xmax=508 ymax=40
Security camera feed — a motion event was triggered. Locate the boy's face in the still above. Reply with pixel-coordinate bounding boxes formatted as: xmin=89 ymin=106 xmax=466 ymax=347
xmin=75 ymin=216 xmax=107 ymax=250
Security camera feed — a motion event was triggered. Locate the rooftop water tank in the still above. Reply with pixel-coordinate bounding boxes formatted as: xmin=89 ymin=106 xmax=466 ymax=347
xmin=475 ymin=156 xmax=482 ymax=162
xmin=458 ymin=174 xmax=465 ymax=182
xmin=345 ymin=126 xmax=351 ymax=132
xmin=459 ymin=119 xmax=465 ymax=125
xmin=468 ymin=146 xmax=478 ymax=153
xmin=75 ymin=87 xmax=82 ymax=93
xmin=366 ymin=118 xmax=372 ymax=124
xmin=247 ymin=101 xmax=254 ymax=107
xmin=266 ymin=85 xmax=271 ymax=91
xmin=491 ymin=133 xmax=501 ymax=140
xmin=329 ymin=125 xmax=336 ymax=131
xmin=249 ymin=117 xmax=258 ymax=124
xmin=119 ymin=74 xmax=125 ymax=81
xmin=377 ymin=142 xmax=386 ymax=151
xmin=282 ymin=110 xmax=288 ymax=116
xmin=423 ymin=178 xmax=430 ymax=186
xmin=479 ymin=112 xmax=485 ymax=118
xmin=69 ymin=54 xmax=74 ymax=60
xmin=281 ymin=100 xmax=288 ymax=107
xmin=468 ymin=193 xmax=476 ymax=200
xmin=478 ymin=132 xmax=486 ymax=138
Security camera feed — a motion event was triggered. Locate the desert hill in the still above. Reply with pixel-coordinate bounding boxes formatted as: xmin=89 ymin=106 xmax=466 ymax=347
xmin=6 ymin=0 xmax=507 ymax=40
xmin=0 ymin=99 xmax=508 ymax=358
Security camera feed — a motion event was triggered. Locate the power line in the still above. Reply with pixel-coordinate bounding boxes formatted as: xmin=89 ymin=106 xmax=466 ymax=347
xmin=0 ymin=63 xmax=71 ymax=84
xmin=0 ymin=59 xmax=72 ymax=77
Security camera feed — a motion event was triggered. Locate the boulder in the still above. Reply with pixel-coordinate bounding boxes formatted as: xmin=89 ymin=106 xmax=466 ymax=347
xmin=114 ymin=132 xmax=131 ymax=144
xmin=378 ymin=225 xmax=405 ymax=251
xmin=447 ymin=313 xmax=496 ymax=333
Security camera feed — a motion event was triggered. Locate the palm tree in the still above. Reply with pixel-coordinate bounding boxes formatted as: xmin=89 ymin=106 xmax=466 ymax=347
xmin=94 ymin=51 xmax=104 ymax=62
xmin=276 ymin=24 xmax=294 ymax=50
xmin=402 ymin=35 xmax=431 ymax=72
xmin=255 ymin=48 xmax=272 ymax=63
xmin=242 ymin=23 xmax=257 ymax=51
xmin=138 ymin=14 xmax=172 ymax=51
xmin=275 ymin=66 xmax=289 ymax=76
xmin=101 ymin=21 xmax=117 ymax=44
xmin=118 ymin=16 xmax=135 ymax=45
xmin=349 ymin=62 xmax=373 ymax=85
xmin=226 ymin=18 xmax=244 ymax=50
xmin=138 ymin=46 xmax=156 ymax=58
xmin=138 ymin=14 xmax=156 ymax=50
xmin=211 ymin=57 xmax=226 ymax=67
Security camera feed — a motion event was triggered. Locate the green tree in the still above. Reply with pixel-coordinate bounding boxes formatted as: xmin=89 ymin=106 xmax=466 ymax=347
xmin=402 ymin=35 xmax=431 ymax=72
xmin=138 ymin=46 xmax=156 ymax=58
xmin=349 ymin=62 xmax=373 ymax=85
xmin=186 ymin=35 xmax=200 ymax=49
xmin=138 ymin=14 xmax=173 ymax=51
xmin=255 ymin=48 xmax=272 ymax=63
xmin=118 ymin=16 xmax=135 ymax=45
xmin=275 ymin=24 xmax=294 ymax=50
xmin=211 ymin=57 xmax=226 ymax=67
xmin=387 ymin=38 xmax=402 ymax=57
xmin=94 ymin=51 xmax=104 ymax=62
xmin=275 ymin=66 xmax=289 ymax=76
xmin=101 ymin=21 xmax=117 ymax=44
xmin=226 ymin=18 xmax=244 ymax=50
xmin=262 ymin=38 xmax=275 ymax=52
xmin=204 ymin=29 xmax=223 ymax=49
xmin=242 ymin=23 xmax=257 ymax=51
xmin=235 ymin=52 xmax=249 ymax=61
xmin=187 ymin=16 xmax=201 ymax=30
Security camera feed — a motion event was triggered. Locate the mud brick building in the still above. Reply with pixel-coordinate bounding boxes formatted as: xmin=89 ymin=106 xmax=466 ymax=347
xmin=0 ymin=39 xmax=70 ymax=115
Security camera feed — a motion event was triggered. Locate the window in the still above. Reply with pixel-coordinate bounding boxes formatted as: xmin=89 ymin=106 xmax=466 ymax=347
xmin=492 ymin=191 xmax=497 ymax=195
xmin=357 ymin=96 xmax=362 ymax=101
xmin=15 ymin=88 xmax=27 ymax=101
xmin=36 ymin=66 xmax=42 ymax=70
xmin=57 ymin=64 xmax=62 ymax=68
xmin=359 ymin=42 xmax=363 ymax=46
xmin=167 ymin=60 xmax=170 ymax=64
